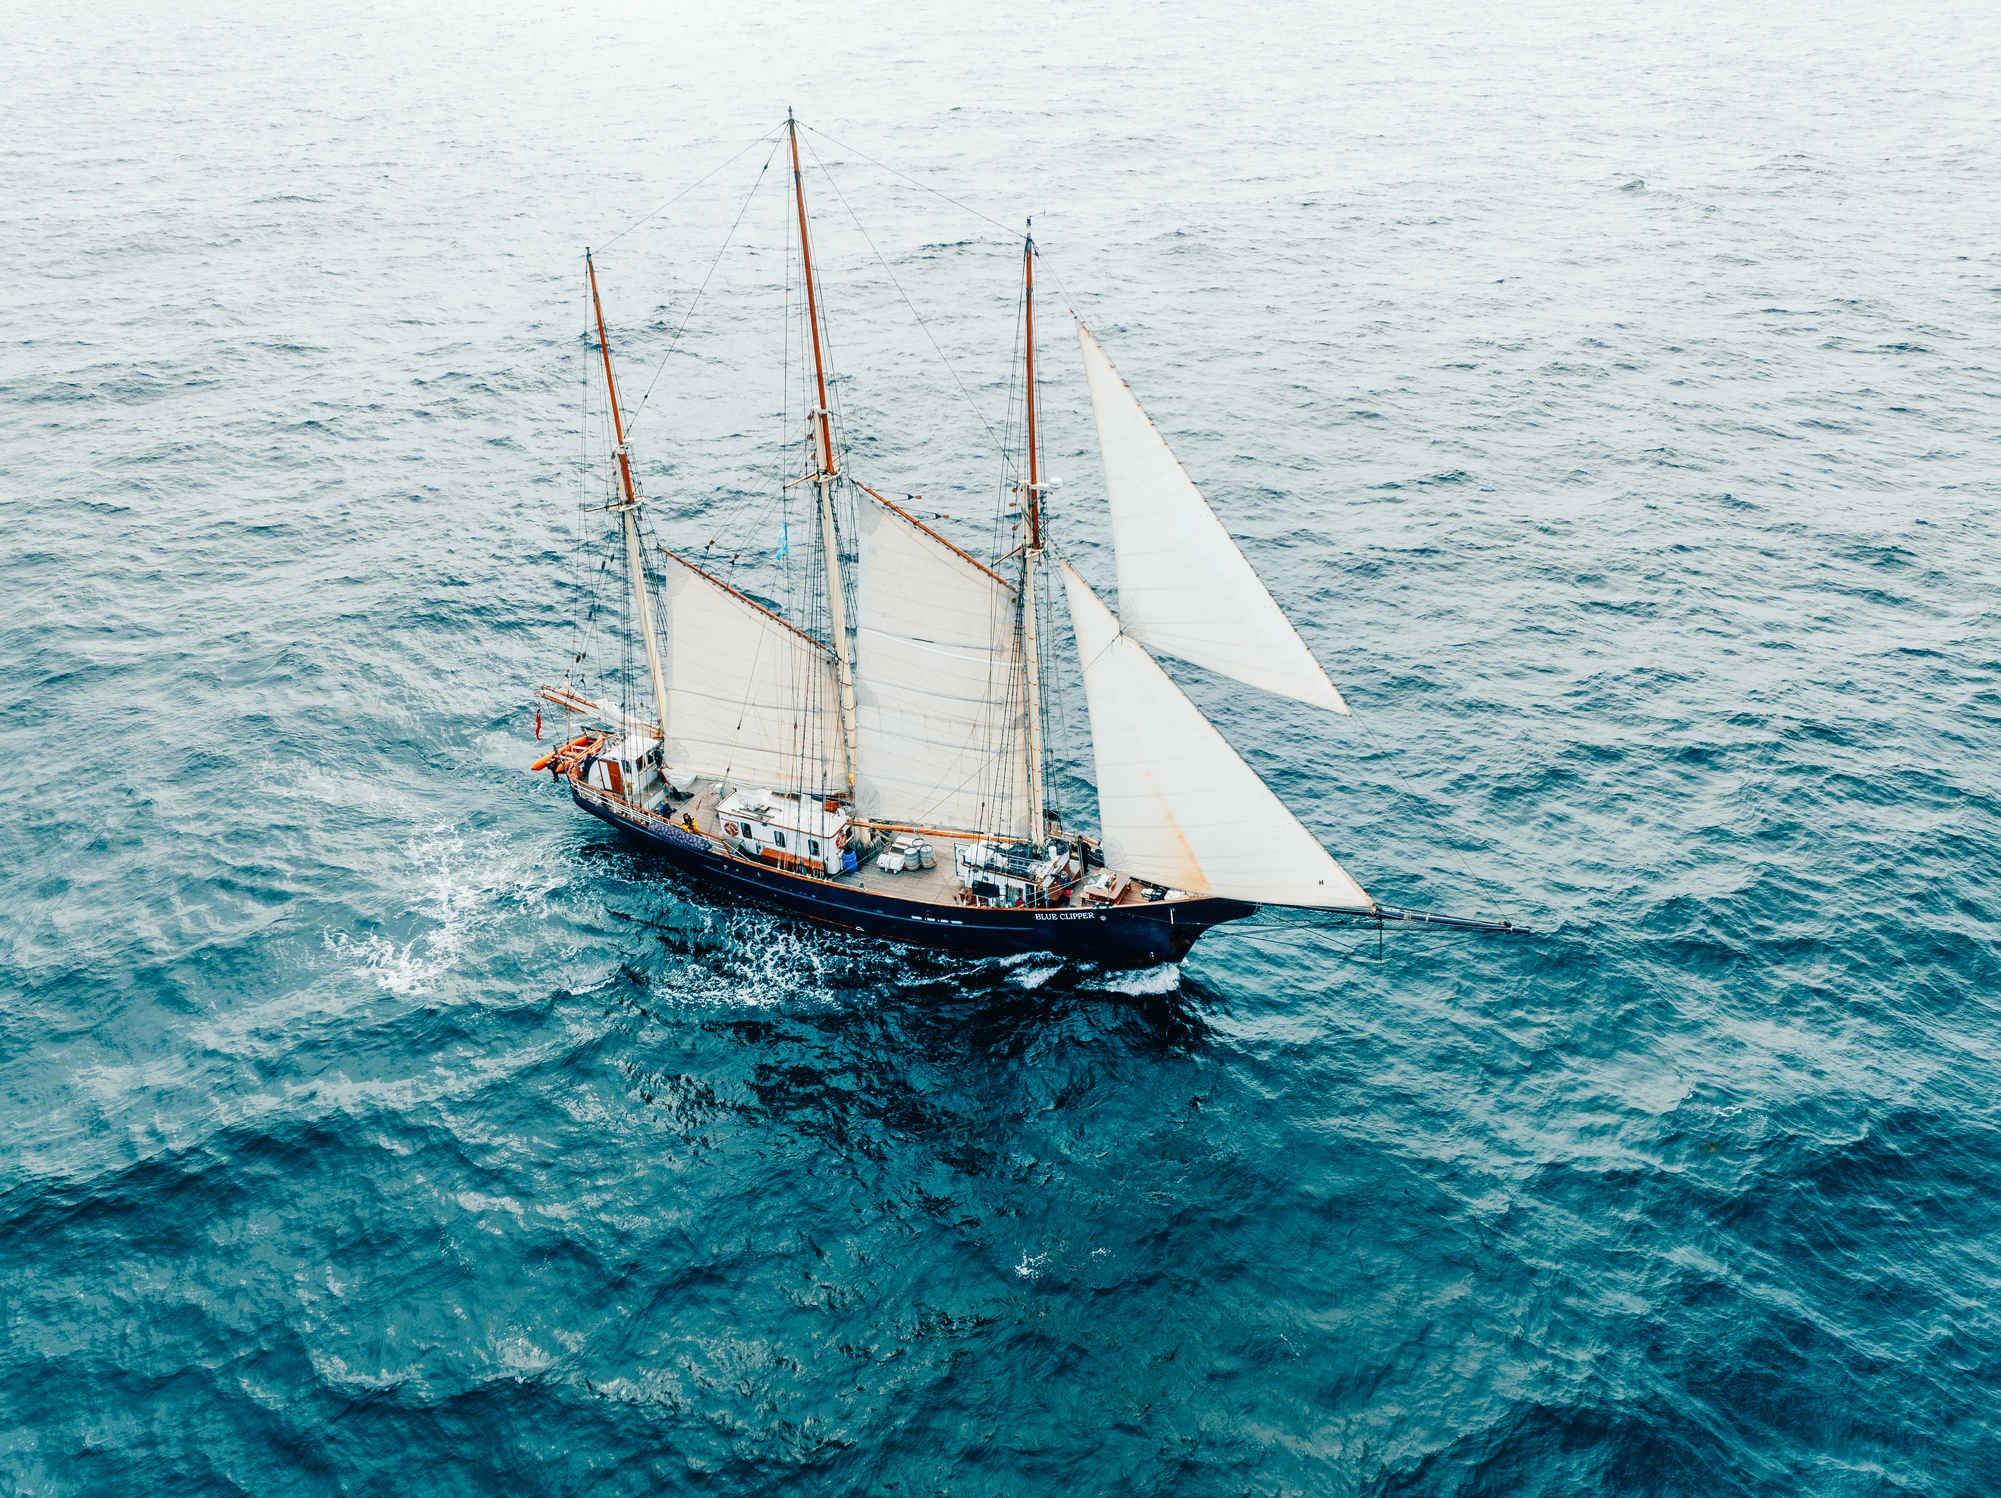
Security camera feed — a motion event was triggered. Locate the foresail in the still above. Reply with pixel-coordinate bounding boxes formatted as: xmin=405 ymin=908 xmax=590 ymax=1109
xmin=1059 ymin=561 xmax=1370 ymax=909
xmin=1076 ymin=323 xmax=1350 ymax=715
xmin=852 ymin=498 xmax=1030 ymax=837
xmin=658 ymin=552 xmax=847 ymax=790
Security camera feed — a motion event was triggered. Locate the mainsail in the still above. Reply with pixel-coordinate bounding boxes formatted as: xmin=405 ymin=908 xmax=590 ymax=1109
xmin=852 ymin=497 xmax=1030 ymax=837
xmin=1059 ymin=561 xmax=1371 ymax=909
xmin=657 ymin=551 xmax=847 ymax=790
xmin=1076 ymin=323 xmax=1350 ymax=715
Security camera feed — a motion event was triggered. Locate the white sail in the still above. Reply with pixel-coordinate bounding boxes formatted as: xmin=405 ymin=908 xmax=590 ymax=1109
xmin=852 ymin=498 xmax=1030 ymax=837
xmin=1077 ymin=323 xmax=1350 ymax=715
xmin=658 ymin=552 xmax=847 ymax=790
xmin=1059 ymin=561 xmax=1370 ymax=909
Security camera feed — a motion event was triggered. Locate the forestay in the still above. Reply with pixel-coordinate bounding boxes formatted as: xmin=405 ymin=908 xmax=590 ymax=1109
xmin=1059 ymin=561 xmax=1371 ymax=909
xmin=657 ymin=552 xmax=848 ymax=790
xmin=852 ymin=499 xmax=1030 ymax=837
xmin=1077 ymin=323 xmax=1350 ymax=715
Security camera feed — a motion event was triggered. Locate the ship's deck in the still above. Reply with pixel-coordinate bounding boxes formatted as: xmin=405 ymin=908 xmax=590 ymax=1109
xmin=617 ymin=776 xmax=1183 ymax=912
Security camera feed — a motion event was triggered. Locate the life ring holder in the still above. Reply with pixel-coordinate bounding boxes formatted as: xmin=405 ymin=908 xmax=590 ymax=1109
xmin=723 ymin=820 xmax=740 ymax=837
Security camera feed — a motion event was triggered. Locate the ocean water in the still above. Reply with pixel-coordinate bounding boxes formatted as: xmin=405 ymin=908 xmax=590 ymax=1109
xmin=4 ymin=0 xmax=1999 ymax=1492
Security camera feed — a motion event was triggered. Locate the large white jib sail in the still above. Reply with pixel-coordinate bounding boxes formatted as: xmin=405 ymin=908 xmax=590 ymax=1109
xmin=1076 ymin=323 xmax=1349 ymax=715
xmin=1059 ymin=561 xmax=1371 ymax=909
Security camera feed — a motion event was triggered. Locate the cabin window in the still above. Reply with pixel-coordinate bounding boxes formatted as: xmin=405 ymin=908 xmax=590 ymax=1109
xmin=774 ymin=830 xmax=786 ymax=850
xmin=808 ymin=839 xmax=820 ymax=857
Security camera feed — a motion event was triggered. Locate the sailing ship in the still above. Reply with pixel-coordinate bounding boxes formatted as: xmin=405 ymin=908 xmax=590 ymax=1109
xmin=529 ymin=114 xmax=1526 ymax=968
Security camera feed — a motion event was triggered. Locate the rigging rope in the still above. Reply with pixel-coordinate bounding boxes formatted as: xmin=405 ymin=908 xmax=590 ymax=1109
xmin=1342 ymin=703 xmax=1523 ymax=923
xmin=623 ymin=136 xmax=784 ymax=441
xmin=801 ymin=122 xmax=1022 ymax=240
xmin=1032 ymin=251 xmax=1093 ymax=339
xmin=595 ymin=128 xmax=783 ymax=252
xmin=799 ymin=132 xmax=1018 ymax=481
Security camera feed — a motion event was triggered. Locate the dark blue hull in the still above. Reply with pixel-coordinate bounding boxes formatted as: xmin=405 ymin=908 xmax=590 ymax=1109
xmin=574 ymin=788 xmax=1255 ymax=967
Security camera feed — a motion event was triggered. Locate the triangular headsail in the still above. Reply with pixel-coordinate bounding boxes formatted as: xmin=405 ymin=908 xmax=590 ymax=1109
xmin=1077 ymin=323 xmax=1350 ymax=715
xmin=1059 ymin=561 xmax=1371 ymax=909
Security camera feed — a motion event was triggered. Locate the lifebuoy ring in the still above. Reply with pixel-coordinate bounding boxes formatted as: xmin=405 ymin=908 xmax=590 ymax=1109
xmin=723 ymin=821 xmax=739 ymax=837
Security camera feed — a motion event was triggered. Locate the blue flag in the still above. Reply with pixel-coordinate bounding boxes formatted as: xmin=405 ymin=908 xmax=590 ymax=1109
xmin=775 ymin=521 xmax=789 ymax=561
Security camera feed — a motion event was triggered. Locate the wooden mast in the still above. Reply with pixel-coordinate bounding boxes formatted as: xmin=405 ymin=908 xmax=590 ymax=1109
xmin=587 ymin=250 xmax=672 ymax=756
xmin=1023 ymin=233 xmax=1042 ymax=543
xmin=786 ymin=108 xmax=860 ymax=797
xmin=1019 ymin=227 xmax=1048 ymax=840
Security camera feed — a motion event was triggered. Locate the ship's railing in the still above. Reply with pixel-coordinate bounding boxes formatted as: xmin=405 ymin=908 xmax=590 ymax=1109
xmin=572 ymin=780 xmax=719 ymax=855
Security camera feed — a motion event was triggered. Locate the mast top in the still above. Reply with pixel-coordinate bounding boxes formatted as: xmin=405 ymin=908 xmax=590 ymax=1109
xmin=786 ymin=108 xmax=836 ymax=482
xmin=586 ymin=251 xmax=639 ymax=509
xmin=1022 ymin=224 xmax=1042 ymax=547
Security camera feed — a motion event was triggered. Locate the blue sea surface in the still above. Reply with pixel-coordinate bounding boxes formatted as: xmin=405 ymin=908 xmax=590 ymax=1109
xmin=4 ymin=1 xmax=1999 ymax=1492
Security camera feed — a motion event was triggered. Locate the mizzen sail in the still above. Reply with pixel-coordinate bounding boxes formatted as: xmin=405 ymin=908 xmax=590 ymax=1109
xmin=852 ymin=497 xmax=1031 ymax=837
xmin=1077 ymin=323 xmax=1349 ymax=715
xmin=1060 ymin=561 xmax=1370 ymax=909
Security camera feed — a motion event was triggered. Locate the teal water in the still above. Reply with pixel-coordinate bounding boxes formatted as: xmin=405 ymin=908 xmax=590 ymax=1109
xmin=4 ymin=1 xmax=2000 ymax=1492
